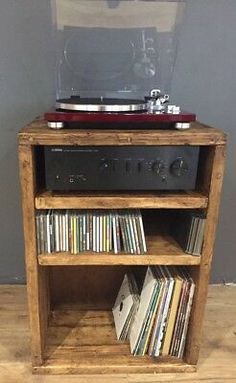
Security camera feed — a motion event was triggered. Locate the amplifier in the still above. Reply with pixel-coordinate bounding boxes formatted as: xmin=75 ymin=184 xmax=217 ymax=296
xmin=44 ymin=146 xmax=199 ymax=191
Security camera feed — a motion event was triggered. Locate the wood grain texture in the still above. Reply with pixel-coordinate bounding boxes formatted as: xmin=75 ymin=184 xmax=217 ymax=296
xmin=37 ymin=309 xmax=195 ymax=374
xmin=38 ymin=253 xmax=200 ymax=266
xmin=185 ymin=145 xmax=227 ymax=365
xmin=18 ymin=144 xmax=49 ymax=366
xmin=0 ymin=285 xmax=235 ymax=381
xmin=38 ymin=233 xmax=201 ymax=266
xmin=35 ymin=190 xmax=208 ymax=210
xmin=18 ymin=119 xmax=226 ymax=146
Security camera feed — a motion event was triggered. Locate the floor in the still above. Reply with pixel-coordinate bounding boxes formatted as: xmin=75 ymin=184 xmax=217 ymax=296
xmin=0 ymin=285 xmax=235 ymax=383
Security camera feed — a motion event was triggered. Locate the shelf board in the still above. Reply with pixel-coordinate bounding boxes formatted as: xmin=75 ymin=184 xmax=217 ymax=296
xmin=35 ymin=190 xmax=208 ymax=210
xmin=19 ymin=119 xmax=227 ymax=146
xmin=34 ymin=308 xmax=196 ymax=374
xmin=38 ymin=234 xmax=201 ymax=266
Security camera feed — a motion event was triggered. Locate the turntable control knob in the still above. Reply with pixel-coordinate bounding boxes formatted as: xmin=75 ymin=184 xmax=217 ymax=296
xmin=152 ymin=160 xmax=165 ymax=175
xmin=171 ymin=158 xmax=189 ymax=177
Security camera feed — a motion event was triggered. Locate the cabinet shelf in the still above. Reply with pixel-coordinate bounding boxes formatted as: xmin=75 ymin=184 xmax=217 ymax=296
xmin=34 ymin=307 xmax=196 ymax=374
xmin=38 ymin=234 xmax=200 ymax=266
xmin=35 ymin=190 xmax=208 ymax=210
xmin=38 ymin=253 xmax=200 ymax=266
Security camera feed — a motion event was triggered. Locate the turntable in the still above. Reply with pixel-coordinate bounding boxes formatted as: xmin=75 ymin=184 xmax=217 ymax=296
xmin=45 ymin=0 xmax=194 ymax=130
xmin=45 ymin=89 xmax=196 ymax=130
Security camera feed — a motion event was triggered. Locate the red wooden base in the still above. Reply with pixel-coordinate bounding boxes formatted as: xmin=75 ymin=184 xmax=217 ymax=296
xmin=44 ymin=109 xmax=196 ymax=124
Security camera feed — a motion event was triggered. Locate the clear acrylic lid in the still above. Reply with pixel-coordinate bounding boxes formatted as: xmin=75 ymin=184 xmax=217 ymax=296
xmin=51 ymin=0 xmax=187 ymax=100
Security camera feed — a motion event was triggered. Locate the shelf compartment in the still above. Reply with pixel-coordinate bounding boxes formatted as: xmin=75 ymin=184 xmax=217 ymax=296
xmin=38 ymin=234 xmax=201 ymax=266
xmin=34 ymin=308 xmax=196 ymax=374
xmin=35 ymin=190 xmax=208 ymax=210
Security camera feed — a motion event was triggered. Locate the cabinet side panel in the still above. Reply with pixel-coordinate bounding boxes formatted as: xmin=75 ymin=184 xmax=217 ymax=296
xmin=18 ymin=144 xmax=50 ymax=366
xmin=185 ymin=145 xmax=226 ymax=365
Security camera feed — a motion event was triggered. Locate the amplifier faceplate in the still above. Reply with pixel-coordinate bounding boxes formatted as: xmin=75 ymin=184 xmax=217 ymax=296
xmin=44 ymin=146 xmax=199 ymax=191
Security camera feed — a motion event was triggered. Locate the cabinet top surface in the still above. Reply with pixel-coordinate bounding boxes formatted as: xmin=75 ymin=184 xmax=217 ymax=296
xmin=18 ymin=117 xmax=226 ymax=146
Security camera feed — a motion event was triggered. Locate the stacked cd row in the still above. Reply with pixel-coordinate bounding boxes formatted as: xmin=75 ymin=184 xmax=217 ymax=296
xmin=172 ymin=211 xmax=206 ymax=256
xmin=35 ymin=209 xmax=147 ymax=255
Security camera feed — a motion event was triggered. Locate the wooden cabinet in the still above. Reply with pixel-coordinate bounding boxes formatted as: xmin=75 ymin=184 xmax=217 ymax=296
xmin=18 ymin=119 xmax=226 ymax=374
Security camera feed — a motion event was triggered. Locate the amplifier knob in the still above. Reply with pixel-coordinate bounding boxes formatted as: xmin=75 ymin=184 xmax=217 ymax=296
xmin=152 ymin=160 xmax=165 ymax=175
xmin=171 ymin=158 xmax=189 ymax=177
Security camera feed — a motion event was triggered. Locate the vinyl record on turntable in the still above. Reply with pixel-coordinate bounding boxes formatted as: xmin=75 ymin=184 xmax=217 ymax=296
xmin=56 ymin=96 xmax=147 ymax=112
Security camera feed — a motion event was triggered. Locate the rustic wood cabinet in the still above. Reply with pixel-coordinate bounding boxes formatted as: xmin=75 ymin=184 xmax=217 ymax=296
xmin=18 ymin=119 xmax=226 ymax=374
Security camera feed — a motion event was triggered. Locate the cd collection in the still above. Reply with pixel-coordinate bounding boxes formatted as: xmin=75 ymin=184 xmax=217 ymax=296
xmin=172 ymin=211 xmax=206 ymax=256
xmin=35 ymin=209 xmax=147 ymax=255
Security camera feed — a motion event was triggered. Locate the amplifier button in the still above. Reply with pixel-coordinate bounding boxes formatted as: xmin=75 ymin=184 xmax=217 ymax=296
xmin=152 ymin=160 xmax=165 ymax=175
xmin=112 ymin=159 xmax=119 ymax=172
xmin=125 ymin=160 xmax=131 ymax=173
xmin=100 ymin=160 xmax=110 ymax=171
xmin=137 ymin=160 xmax=144 ymax=173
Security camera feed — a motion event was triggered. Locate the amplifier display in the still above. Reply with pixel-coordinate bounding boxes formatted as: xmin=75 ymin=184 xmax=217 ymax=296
xmin=44 ymin=146 xmax=199 ymax=191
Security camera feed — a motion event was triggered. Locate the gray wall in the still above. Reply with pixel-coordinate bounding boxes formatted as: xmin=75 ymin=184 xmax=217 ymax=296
xmin=0 ymin=1 xmax=235 ymax=283
xmin=0 ymin=1 xmax=54 ymax=283
xmin=171 ymin=0 xmax=236 ymax=282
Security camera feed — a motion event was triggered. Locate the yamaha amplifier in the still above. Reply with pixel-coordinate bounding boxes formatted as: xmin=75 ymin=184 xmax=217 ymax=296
xmin=44 ymin=146 xmax=199 ymax=191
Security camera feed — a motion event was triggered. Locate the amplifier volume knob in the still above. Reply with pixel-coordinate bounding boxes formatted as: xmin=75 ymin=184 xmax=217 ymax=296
xmin=152 ymin=160 xmax=165 ymax=175
xmin=171 ymin=158 xmax=189 ymax=177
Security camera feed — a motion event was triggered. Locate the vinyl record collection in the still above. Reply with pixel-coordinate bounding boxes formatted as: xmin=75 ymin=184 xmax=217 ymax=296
xmin=35 ymin=209 xmax=147 ymax=255
xmin=112 ymin=266 xmax=195 ymax=358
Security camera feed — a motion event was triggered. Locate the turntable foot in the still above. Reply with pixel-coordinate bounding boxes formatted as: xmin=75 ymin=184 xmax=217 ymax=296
xmin=48 ymin=122 xmax=64 ymax=129
xmin=175 ymin=122 xmax=190 ymax=130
